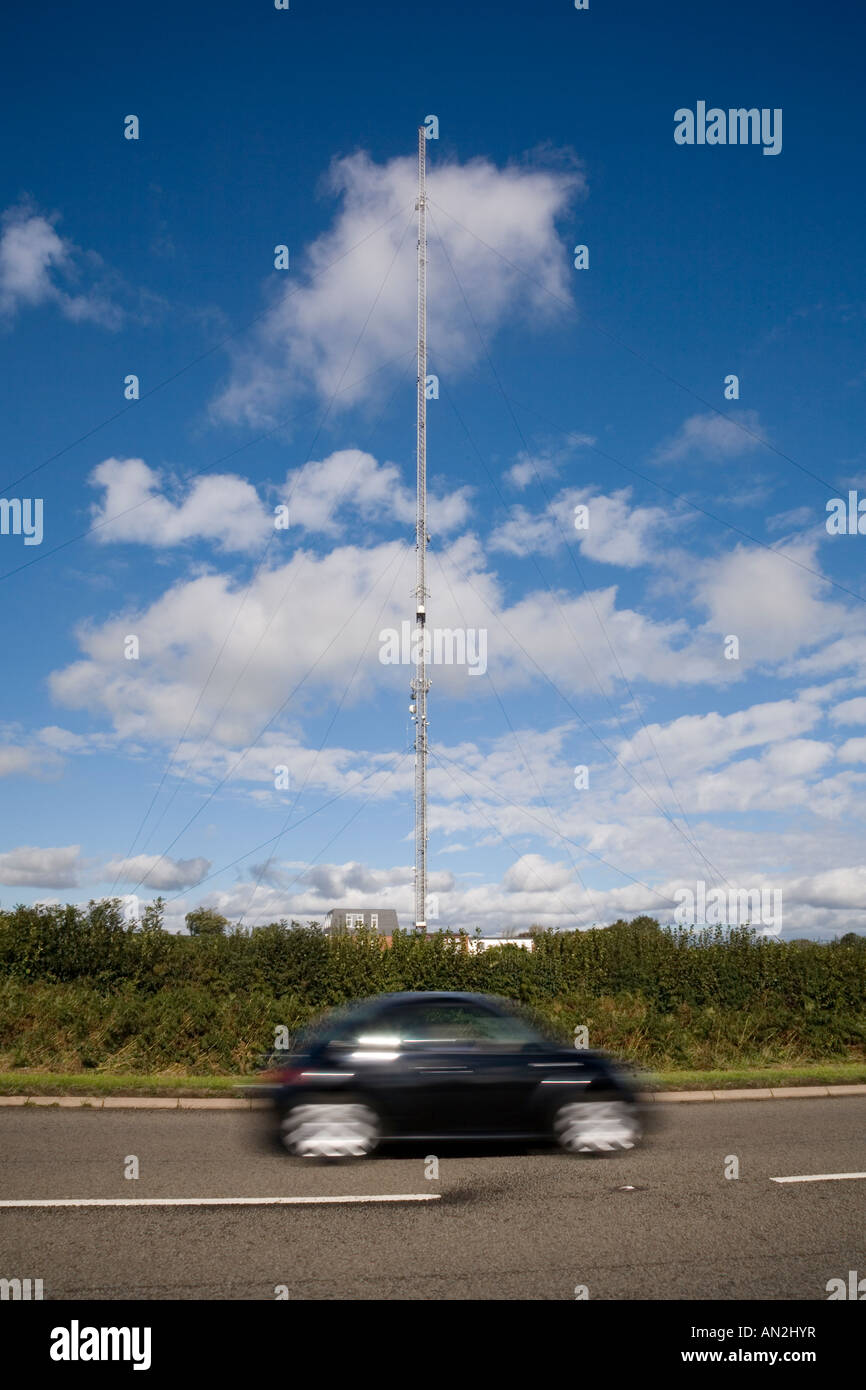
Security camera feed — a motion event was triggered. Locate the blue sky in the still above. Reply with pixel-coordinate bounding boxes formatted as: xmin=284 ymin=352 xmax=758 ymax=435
xmin=1 ymin=0 xmax=865 ymax=936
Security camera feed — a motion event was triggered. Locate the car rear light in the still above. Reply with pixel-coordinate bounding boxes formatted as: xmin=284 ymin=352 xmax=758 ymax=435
xmin=261 ymin=1066 xmax=304 ymax=1085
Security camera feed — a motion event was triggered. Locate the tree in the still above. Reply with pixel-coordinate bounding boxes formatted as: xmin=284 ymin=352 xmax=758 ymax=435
xmin=603 ymin=915 xmax=662 ymax=936
xmin=628 ymin=915 xmax=663 ymax=934
xmin=140 ymin=897 xmax=165 ymax=932
xmin=185 ymin=908 xmax=229 ymax=937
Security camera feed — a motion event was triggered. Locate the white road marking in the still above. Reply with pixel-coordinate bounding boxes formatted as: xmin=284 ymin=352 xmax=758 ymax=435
xmin=0 ymin=1194 xmax=441 ymax=1208
xmin=770 ymin=1172 xmax=866 ymax=1184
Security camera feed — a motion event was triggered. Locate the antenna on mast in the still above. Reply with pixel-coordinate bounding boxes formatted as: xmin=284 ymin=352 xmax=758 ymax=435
xmin=411 ymin=125 xmax=430 ymax=932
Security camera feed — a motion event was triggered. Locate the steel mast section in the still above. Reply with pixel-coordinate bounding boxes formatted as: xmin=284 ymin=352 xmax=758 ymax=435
xmin=410 ymin=125 xmax=430 ymax=932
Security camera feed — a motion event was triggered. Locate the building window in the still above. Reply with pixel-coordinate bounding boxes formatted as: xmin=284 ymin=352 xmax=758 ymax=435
xmin=370 ymin=914 xmax=378 ymax=930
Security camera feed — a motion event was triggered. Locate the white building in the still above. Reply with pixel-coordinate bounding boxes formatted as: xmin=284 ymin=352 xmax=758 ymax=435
xmin=468 ymin=936 xmax=535 ymax=953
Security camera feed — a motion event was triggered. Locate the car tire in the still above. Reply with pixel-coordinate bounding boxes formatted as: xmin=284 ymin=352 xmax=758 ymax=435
xmin=279 ymin=1097 xmax=381 ymax=1160
xmin=552 ymin=1095 xmax=641 ymax=1155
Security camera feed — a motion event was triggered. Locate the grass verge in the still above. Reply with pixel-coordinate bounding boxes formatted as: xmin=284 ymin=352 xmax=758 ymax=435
xmin=2 ymin=1061 xmax=866 ymax=1098
xmin=0 ymin=1072 xmax=239 ymax=1098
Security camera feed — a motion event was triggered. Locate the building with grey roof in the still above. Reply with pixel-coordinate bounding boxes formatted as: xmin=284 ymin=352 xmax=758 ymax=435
xmin=325 ymin=908 xmax=400 ymax=937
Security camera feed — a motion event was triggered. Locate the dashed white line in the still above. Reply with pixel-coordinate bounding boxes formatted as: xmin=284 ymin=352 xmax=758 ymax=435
xmin=770 ymin=1172 xmax=866 ymax=1184
xmin=0 ymin=1194 xmax=442 ymax=1208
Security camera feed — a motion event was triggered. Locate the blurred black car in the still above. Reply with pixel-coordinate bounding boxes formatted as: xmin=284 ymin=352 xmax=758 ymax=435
xmin=259 ymin=991 xmax=644 ymax=1158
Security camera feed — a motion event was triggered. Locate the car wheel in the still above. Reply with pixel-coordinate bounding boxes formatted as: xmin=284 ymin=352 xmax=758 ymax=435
xmin=279 ymin=1099 xmax=380 ymax=1159
xmin=553 ymin=1097 xmax=640 ymax=1155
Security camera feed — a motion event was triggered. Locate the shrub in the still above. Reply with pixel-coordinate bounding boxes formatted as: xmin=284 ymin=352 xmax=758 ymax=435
xmin=1 ymin=904 xmax=863 ymax=1072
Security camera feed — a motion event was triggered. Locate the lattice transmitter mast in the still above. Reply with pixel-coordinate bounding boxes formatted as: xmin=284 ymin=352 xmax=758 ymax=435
xmin=410 ymin=126 xmax=431 ymax=932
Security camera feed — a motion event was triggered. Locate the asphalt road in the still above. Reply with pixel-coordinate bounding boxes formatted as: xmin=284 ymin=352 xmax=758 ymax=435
xmin=1 ymin=1099 xmax=864 ymax=1300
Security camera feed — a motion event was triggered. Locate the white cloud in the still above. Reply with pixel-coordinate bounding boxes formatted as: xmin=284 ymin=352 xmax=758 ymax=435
xmin=121 ymin=710 xmax=866 ymax=936
xmin=168 ymin=862 xmax=866 ymax=938
xmin=783 ymin=865 xmax=866 ymax=913
xmin=653 ymin=409 xmax=768 ymax=464
xmin=0 ymin=202 xmax=121 ymax=327
xmin=616 ymin=697 xmax=826 ymax=778
xmin=36 ymin=726 xmax=117 ymax=754
xmin=213 ymin=149 xmax=583 ymax=425
xmin=830 ymin=697 xmax=866 ymax=727
xmin=504 ymin=436 xmax=596 ymax=491
xmin=763 ymin=739 xmax=834 ymax=777
xmin=697 ymin=540 xmax=843 ymax=665
xmin=0 ymin=744 xmax=64 ymax=779
xmin=48 ymin=531 xmax=752 ymax=755
xmin=681 ymin=739 xmax=835 ymax=814
xmin=104 ymin=854 xmax=211 ymax=891
xmin=0 ymin=747 xmax=35 ymax=777
xmin=488 ymin=502 xmax=563 ymax=557
xmin=490 ymin=487 xmax=677 ymax=567
xmin=88 ymin=458 xmax=270 ymax=552
xmin=284 ymin=448 xmax=472 ymax=536
xmin=766 ymin=505 xmax=817 ymax=534
xmin=495 ymin=580 xmax=722 ymax=690
xmin=188 ymin=860 xmax=454 ymax=927
xmin=0 ymin=845 xmax=81 ymax=887
xmin=299 ymin=860 xmax=454 ymax=901
xmin=785 ymin=628 xmax=866 ymax=681
xmin=503 ymin=853 xmax=573 ymax=893
xmin=51 ymin=540 xmax=419 ymax=744
xmin=88 ymin=451 xmax=472 ymax=551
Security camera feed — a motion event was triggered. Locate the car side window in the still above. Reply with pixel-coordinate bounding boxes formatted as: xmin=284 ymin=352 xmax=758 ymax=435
xmin=471 ymin=1012 xmax=545 ymax=1046
xmin=324 ymin=1009 xmax=394 ymax=1048
xmin=374 ymin=1003 xmax=542 ymax=1049
xmin=394 ymin=1005 xmax=481 ymax=1043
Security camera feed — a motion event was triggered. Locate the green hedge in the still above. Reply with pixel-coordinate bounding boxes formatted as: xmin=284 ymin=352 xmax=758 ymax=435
xmin=0 ymin=902 xmax=864 ymax=1072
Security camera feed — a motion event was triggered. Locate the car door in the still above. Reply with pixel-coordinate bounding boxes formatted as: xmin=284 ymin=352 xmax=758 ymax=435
xmin=451 ymin=1006 xmax=551 ymax=1135
xmin=384 ymin=1000 xmax=540 ymax=1136
xmin=381 ymin=1001 xmax=480 ymax=1136
xmin=322 ymin=1000 xmax=478 ymax=1136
